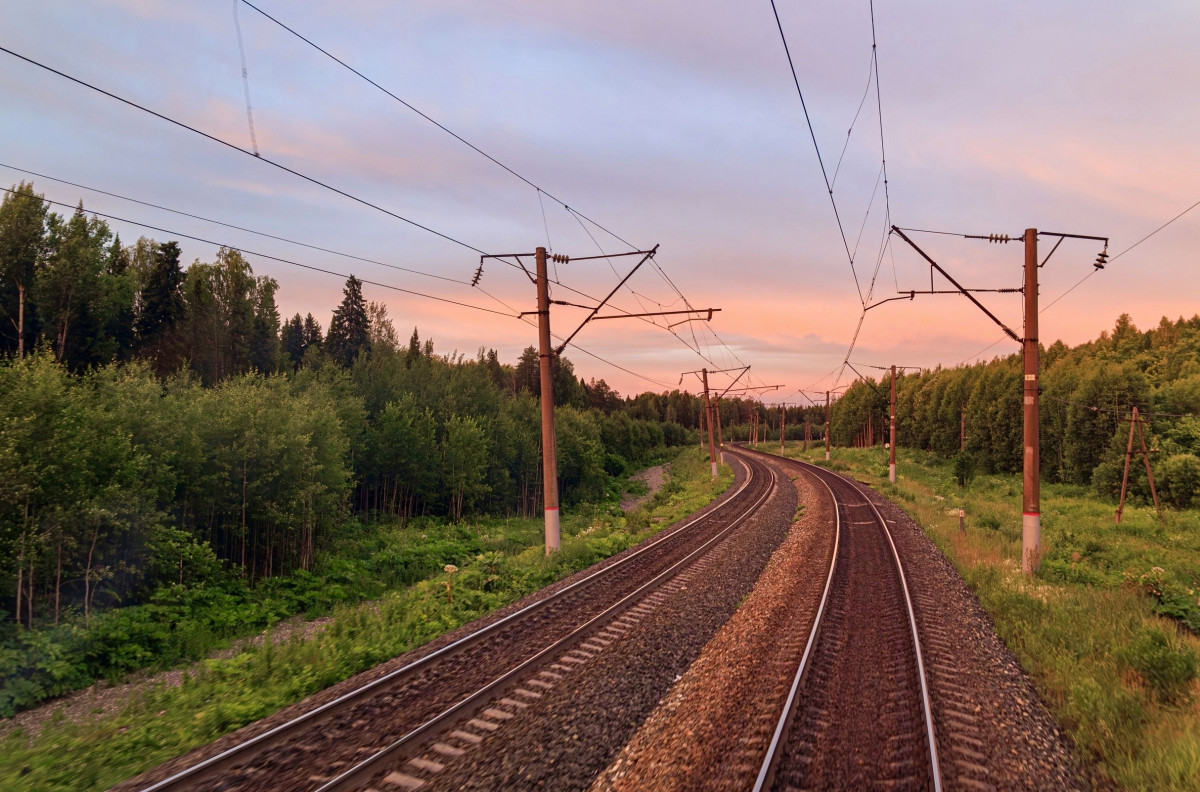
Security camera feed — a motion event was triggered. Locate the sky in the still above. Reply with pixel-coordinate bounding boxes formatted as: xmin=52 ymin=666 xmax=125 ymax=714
xmin=2 ymin=0 xmax=1197 ymax=402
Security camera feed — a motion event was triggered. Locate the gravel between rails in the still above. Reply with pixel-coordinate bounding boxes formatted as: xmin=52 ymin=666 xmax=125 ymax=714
xmin=589 ymin=457 xmax=833 ymax=792
xmin=111 ymin=460 xmax=751 ymax=792
xmin=415 ymin=451 xmax=797 ymax=791
xmin=591 ymin=454 xmax=1095 ymax=792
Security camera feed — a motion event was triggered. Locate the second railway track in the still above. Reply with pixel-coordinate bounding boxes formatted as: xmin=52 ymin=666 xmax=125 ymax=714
xmin=126 ymin=451 xmax=779 ymax=792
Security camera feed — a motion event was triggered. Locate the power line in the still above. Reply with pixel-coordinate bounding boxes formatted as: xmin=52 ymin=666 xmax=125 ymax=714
xmin=0 ymin=44 xmax=485 ymax=255
xmin=869 ymin=0 xmax=892 ymax=251
xmin=1 ymin=38 xmax=750 ymax=387
xmin=237 ymin=1 xmax=641 ymax=262
xmin=769 ymin=0 xmax=861 ymax=304
xmin=0 ymin=163 xmax=471 ymax=286
xmin=9 ymin=187 xmax=515 ymax=318
xmin=233 ymin=4 xmax=748 ymax=377
xmin=14 ymin=184 xmax=677 ymax=389
xmin=959 ymin=196 xmax=1200 ymax=364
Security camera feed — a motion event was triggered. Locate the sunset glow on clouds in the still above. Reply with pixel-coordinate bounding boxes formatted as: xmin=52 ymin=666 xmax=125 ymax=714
xmin=2 ymin=0 xmax=1196 ymax=400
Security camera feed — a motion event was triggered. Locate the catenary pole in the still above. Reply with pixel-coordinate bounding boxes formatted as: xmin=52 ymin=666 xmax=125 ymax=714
xmin=1022 ymin=229 xmax=1040 ymax=573
xmin=536 ymin=246 xmax=560 ymax=555
xmin=825 ymin=390 xmax=831 ymax=461
xmin=702 ymin=368 xmax=718 ymax=479
xmin=715 ymin=398 xmax=724 ymax=464
xmin=889 ymin=365 xmax=897 ymax=483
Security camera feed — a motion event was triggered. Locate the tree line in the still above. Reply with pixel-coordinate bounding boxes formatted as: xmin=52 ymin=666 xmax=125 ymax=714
xmin=826 ymin=314 xmax=1200 ymax=506
xmin=0 ymin=183 xmax=712 ymax=633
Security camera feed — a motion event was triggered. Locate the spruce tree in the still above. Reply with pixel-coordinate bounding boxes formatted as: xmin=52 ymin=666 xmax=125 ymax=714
xmin=281 ymin=313 xmax=305 ymax=369
xmin=326 ymin=275 xmax=370 ymax=367
xmin=135 ymin=241 xmax=186 ymax=375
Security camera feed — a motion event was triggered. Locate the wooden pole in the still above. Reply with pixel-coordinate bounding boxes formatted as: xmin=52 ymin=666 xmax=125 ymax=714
xmin=1116 ymin=406 xmax=1138 ymax=523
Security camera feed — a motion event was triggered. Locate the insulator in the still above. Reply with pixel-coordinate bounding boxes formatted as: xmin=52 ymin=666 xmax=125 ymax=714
xmin=1094 ymin=249 xmax=1109 ymax=269
xmin=988 ymin=233 xmax=1010 ymax=243
xmin=552 ymin=253 xmax=569 ymax=263
xmin=471 ymin=264 xmax=483 ymax=286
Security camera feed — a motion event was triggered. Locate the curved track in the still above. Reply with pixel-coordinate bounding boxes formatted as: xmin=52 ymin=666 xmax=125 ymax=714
xmin=133 ymin=452 xmax=776 ymax=792
xmin=747 ymin=450 xmax=941 ymax=792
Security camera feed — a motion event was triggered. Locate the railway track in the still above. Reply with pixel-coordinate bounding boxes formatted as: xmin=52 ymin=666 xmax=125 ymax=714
xmin=745 ymin=449 xmax=941 ymax=792
xmin=130 ymin=451 xmax=777 ymax=792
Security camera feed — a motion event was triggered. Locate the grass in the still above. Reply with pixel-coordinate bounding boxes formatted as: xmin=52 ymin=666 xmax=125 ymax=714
xmin=0 ymin=448 xmax=733 ymax=792
xmin=772 ymin=442 xmax=1200 ymax=791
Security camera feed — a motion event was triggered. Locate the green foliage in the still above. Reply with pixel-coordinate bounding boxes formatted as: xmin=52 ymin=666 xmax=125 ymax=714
xmin=953 ymin=451 xmax=975 ymax=487
xmin=325 ymin=275 xmax=370 ymax=367
xmin=0 ymin=447 xmax=730 ymax=791
xmin=1158 ymin=454 xmax=1200 ymax=509
xmin=1117 ymin=627 xmax=1198 ymax=705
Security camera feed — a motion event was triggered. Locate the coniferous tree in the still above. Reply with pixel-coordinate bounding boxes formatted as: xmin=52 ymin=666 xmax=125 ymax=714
xmin=281 ymin=313 xmax=305 ymax=369
xmin=135 ymin=241 xmax=186 ymax=375
xmin=249 ymin=276 xmax=281 ymax=373
xmin=405 ymin=327 xmax=420 ymax=369
xmin=301 ymin=313 xmax=323 ymax=351
xmin=326 ymin=275 xmax=370 ymax=367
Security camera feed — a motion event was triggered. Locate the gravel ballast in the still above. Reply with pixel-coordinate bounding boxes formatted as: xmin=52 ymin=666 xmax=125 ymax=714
xmin=420 ymin=452 xmax=797 ymax=791
xmin=590 ymin=456 xmax=833 ymax=792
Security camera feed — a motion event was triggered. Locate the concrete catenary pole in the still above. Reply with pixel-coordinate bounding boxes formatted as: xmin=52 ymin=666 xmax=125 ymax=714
xmin=825 ymin=390 xmax=831 ymax=461
xmin=961 ymin=406 xmax=966 ymax=452
xmin=714 ymin=399 xmax=724 ymax=464
xmin=702 ymin=368 xmax=718 ymax=479
xmin=780 ymin=403 xmax=786 ymax=453
xmin=536 ymin=246 xmax=561 ymax=555
xmin=1022 ymin=229 xmax=1040 ymax=573
xmin=889 ymin=365 xmax=897 ymax=483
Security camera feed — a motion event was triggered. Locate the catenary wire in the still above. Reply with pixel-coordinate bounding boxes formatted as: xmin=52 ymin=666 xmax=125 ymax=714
xmin=769 ymin=0 xmax=862 ymax=305
xmin=234 ymin=3 xmax=748 ymax=375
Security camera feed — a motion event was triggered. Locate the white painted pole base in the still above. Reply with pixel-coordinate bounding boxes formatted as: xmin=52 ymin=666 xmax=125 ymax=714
xmin=544 ymin=508 xmax=561 ymax=555
xmin=825 ymin=451 xmax=830 ymax=461
xmin=1022 ymin=513 xmax=1041 ymax=573
xmin=719 ymin=451 xmax=724 ymax=464
xmin=888 ymin=463 xmax=896 ymax=483
xmin=711 ymin=461 xmax=718 ymax=480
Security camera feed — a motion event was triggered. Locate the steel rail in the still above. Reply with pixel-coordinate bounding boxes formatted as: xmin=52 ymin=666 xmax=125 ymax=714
xmin=748 ymin=449 xmax=942 ymax=792
xmin=316 ymin=454 xmax=777 ymax=791
xmin=138 ymin=457 xmax=761 ymax=792
xmin=750 ymin=453 xmax=840 ymax=792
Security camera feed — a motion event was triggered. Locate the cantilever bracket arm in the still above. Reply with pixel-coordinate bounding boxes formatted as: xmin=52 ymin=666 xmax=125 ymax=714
xmin=553 ymin=244 xmax=659 ymax=355
xmin=716 ymin=366 xmax=751 ymax=400
xmin=890 ymin=226 xmax=1021 ymax=343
